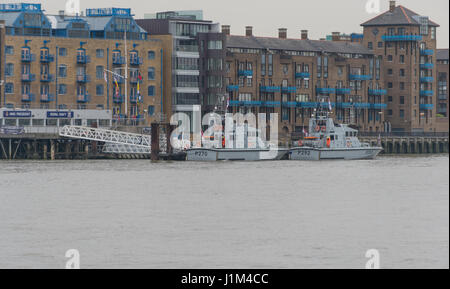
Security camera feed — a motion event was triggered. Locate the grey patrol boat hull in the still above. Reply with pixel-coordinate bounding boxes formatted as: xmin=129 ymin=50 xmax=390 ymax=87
xmin=290 ymin=147 xmax=383 ymax=160
xmin=187 ymin=148 xmax=289 ymax=161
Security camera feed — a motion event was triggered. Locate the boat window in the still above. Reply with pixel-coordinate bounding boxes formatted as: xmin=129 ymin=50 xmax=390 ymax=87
xmin=330 ymin=135 xmax=335 ymax=141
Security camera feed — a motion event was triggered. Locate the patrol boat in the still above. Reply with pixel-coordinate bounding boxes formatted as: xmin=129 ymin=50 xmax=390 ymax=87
xmin=290 ymin=103 xmax=383 ymax=161
xmin=186 ymin=125 xmax=288 ymax=161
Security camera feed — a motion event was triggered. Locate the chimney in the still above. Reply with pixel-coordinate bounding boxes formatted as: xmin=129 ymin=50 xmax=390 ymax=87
xmin=279 ymin=28 xmax=287 ymax=39
xmin=222 ymin=25 xmax=230 ymax=36
xmin=245 ymin=26 xmax=253 ymax=37
xmin=389 ymin=1 xmax=396 ymax=12
xmin=59 ymin=10 xmax=65 ymax=20
xmin=301 ymin=30 xmax=308 ymax=40
xmin=332 ymin=32 xmax=340 ymax=41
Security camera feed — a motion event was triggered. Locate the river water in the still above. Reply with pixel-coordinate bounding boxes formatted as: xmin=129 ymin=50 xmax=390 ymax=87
xmin=0 ymin=156 xmax=448 ymax=269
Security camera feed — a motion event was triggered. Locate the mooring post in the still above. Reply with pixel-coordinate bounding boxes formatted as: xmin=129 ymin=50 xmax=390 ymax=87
xmin=9 ymin=139 xmax=12 ymax=160
xmin=50 ymin=140 xmax=55 ymax=160
xmin=151 ymin=123 xmax=160 ymax=161
xmin=43 ymin=142 xmax=48 ymax=160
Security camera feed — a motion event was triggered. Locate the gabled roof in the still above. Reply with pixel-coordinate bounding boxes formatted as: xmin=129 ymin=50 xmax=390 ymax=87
xmin=361 ymin=5 xmax=439 ymax=27
xmin=437 ymin=49 xmax=449 ymax=60
xmin=226 ymin=35 xmax=373 ymax=55
xmin=0 ymin=12 xmax=21 ymax=26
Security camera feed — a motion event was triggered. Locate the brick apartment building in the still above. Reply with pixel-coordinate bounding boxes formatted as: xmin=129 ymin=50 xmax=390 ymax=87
xmin=0 ymin=3 xmax=171 ymax=125
xmin=436 ymin=49 xmax=449 ymax=132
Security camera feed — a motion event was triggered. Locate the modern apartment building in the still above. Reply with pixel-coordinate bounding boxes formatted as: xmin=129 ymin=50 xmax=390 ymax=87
xmin=0 ymin=3 xmax=168 ymax=125
xmin=223 ymin=26 xmax=386 ymax=136
xmin=361 ymin=1 xmax=439 ymax=133
xmin=436 ymin=49 xmax=449 ymax=132
xmin=137 ymin=11 xmax=224 ymax=119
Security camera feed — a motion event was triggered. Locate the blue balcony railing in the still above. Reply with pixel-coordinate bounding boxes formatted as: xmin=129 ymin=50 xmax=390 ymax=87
xmin=282 ymin=102 xmax=297 ymax=108
xmin=229 ymin=100 xmax=242 ymax=107
xmin=226 ymin=85 xmax=239 ymax=92
xmin=316 ymin=88 xmax=336 ymax=94
xmin=354 ymin=103 xmax=371 ymax=109
xmin=420 ymin=63 xmax=434 ymax=69
xmin=129 ymin=56 xmax=143 ymax=66
xmin=40 ymin=94 xmax=55 ymax=103
xmin=420 ymin=104 xmax=434 ymax=110
xmin=113 ymin=94 xmax=125 ymax=104
xmin=77 ymin=93 xmax=91 ymax=103
xmin=40 ymin=54 xmax=54 ymax=63
xmin=368 ymin=89 xmax=387 ymax=96
xmin=21 ymin=54 xmax=35 ymax=62
xmin=260 ymin=86 xmax=281 ymax=93
xmin=370 ymin=103 xmax=387 ymax=109
xmin=420 ymin=49 xmax=434 ymax=56
xmin=295 ymin=72 xmax=310 ymax=79
xmin=113 ymin=56 xmax=126 ymax=65
xmin=337 ymin=102 xmax=353 ymax=108
xmin=263 ymin=101 xmax=281 ymax=107
xmin=76 ymin=55 xmax=91 ymax=64
xmin=282 ymin=86 xmax=297 ymax=93
xmin=76 ymin=74 xmax=91 ymax=83
xmin=21 ymin=93 xmax=35 ymax=102
xmin=21 ymin=73 xmax=36 ymax=82
xmin=298 ymin=102 xmax=318 ymax=108
xmin=336 ymin=88 xmax=352 ymax=94
xmin=40 ymin=74 xmax=54 ymax=82
xmin=420 ymin=77 xmax=434 ymax=83
xmin=420 ymin=90 xmax=434 ymax=97
xmin=381 ymin=35 xmax=422 ymax=41
xmin=349 ymin=74 xmax=372 ymax=81
xmin=238 ymin=70 xmax=253 ymax=77
xmin=243 ymin=101 xmax=263 ymax=107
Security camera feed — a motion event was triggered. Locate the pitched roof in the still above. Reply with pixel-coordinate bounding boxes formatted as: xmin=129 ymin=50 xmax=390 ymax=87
xmin=437 ymin=49 xmax=449 ymax=60
xmin=226 ymin=35 xmax=373 ymax=55
xmin=361 ymin=5 xmax=439 ymax=27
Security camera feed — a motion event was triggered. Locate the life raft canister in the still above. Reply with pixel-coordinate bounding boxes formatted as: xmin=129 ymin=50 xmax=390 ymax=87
xmin=326 ymin=137 xmax=331 ymax=148
xmin=298 ymin=140 xmax=303 ymax=147
xmin=315 ymin=126 xmax=320 ymax=132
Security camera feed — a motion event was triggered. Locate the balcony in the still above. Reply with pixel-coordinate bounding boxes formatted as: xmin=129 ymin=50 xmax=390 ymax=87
xmin=420 ymin=90 xmax=434 ymax=97
xmin=21 ymin=54 xmax=35 ymax=62
xmin=420 ymin=104 xmax=434 ymax=110
xmin=298 ymin=102 xmax=318 ymax=108
xmin=370 ymin=103 xmax=387 ymax=109
xmin=260 ymin=86 xmax=281 ymax=93
xmin=381 ymin=35 xmax=422 ymax=41
xmin=76 ymin=74 xmax=91 ymax=83
xmin=176 ymin=45 xmax=199 ymax=53
xmin=229 ymin=100 xmax=242 ymax=107
xmin=263 ymin=101 xmax=281 ymax=107
xmin=77 ymin=93 xmax=90 ymax=103
xmin=368 ymin=89 xmax=387 ymax=96
xmin=420 ymin=63 xmax=434 ymax=69
xmin=40 ymin=94 xmax=55 ymax=103
xmin=420 ymin=49 xmax=434 ymax=56
xmin=354 ymin=103 xmax=371 ymax=109
xmin=349 ymin=74 xmax=372 ymax=81
xmin=238 ymin=70 xmax=253 ymax=77
xmin=295 ymin=72 xmax=310 ymax=79
xmin=21 ymin=73 xmax=36 ymax=82
xmin=226 ymin=85 xmax=239 ymax=92
xmin=40 ymin=74 xmax=54 ymax=82
xmin=40 ymin=54 xmax=55 ymax=63
xmin=113 ymin=94 xmax=125 ymax=104
xmin=336 ymin=102 xmax=353 ymax=109
xmin=243 ymin=101 xmax=263 ymax=107
xmin=282 ymin=102 xmax=297 ymax=108
xmin=316 ymin=88 xmax=336 ymax=94
xmin=21 ymin=93 xmax=35 ymax=102
xmin=129 ymin=57 xmax=143 ymax=66
xmin=282 ymin=86 xmax=297 ymax=93
xmin=112 ymin=56 xmax=125 ymax=65
xmin=76 ymin=55 xmax=91 ymax=64
xmin=336 ymin=88 xmax=352 ymax=94
xmin=420 ymin=77 xmax=434 ymax=83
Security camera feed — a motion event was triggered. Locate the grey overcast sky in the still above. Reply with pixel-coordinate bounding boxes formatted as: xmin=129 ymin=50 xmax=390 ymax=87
xmin=4 ymin=0 xmax=449 ymax=47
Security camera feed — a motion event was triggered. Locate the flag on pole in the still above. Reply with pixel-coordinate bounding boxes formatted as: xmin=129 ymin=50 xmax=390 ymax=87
xmin=137 ymin=72 xmax=142 ymax=102
xmin=114 ymin=76 xmax=119 ymax=97
xmin=328 ymin=99 xmax=333 ymax=111
xmin=104 ymin=71 xmax=108 ymax=83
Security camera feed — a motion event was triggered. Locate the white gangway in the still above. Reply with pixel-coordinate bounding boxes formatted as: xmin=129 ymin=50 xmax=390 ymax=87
xmin=59 ymin=126 xmax=152 ymax=154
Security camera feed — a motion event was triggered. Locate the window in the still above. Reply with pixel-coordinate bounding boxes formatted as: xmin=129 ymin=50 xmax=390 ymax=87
xmin=148 ymin=86 xmax=155 ymax=96
xmin=5 ymin=83 xmax=14 ymax=94
xmin=388 ymin=96 xmax=393 ymax=102
xmin=58 ymin=84 xmax=67 ymax=95
xmin=58 ymin=65 xmax=67 ymax=78
xmin=96 ymin=85 xmax=104 ymax=96
xmin=388 ymin=110 xmax=393 ymax=116
xmin=96 ymin=49 xmax=104 ymax=58
xmin=208 ymin=40 xmax=222 ymax=50
xmin=378 ymin=42 xmax=383 ymax=48
xmin=400 ymin=69 xmax=405 ymax=77
xmin=268 ymin=54 xmax=273 ymax=76
xmin=388 ymin=69 xmax=393 ymax=75
xmin=148 ymin=67 xmax=155 ymax=80
xmin=368 ymin=42 xmax=373 ymax=50
xmin=59 ymin=48 xmax=67 ymax=56
xmin=148 ymin=105 xmax=155 ymax=116
xmin=400 ymin=110 xmax=405 ymax=118
xmin=400 ymin=96 xmax=405 ymax=104
xmin=400 ymin=82 xmax=405 ymax=90
xmin=400 ymin=55 xmax=405 ymax=63
xmin=388 ymin=55 xmax=393 ymax=62
xmin=388 ymin=83 xmax=393 ymax=89
xmin=5 ymin=46 xmax=14 ymax=55
xmin=96 ymin=66 xmax=104 ymax=79
xmin=148 ymin=51 xmax=155 ymax=60
xmin=283 ymin=64 xmax=289 ymax=75
xmin=261 ymin=54 xmax=266 ymax=76
xmin=5 ymin=63 xmax=14 ymax=76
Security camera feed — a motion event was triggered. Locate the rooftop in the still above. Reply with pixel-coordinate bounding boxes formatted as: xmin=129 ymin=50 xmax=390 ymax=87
xmin=361 ymin=4 xmax=439 ymax=27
